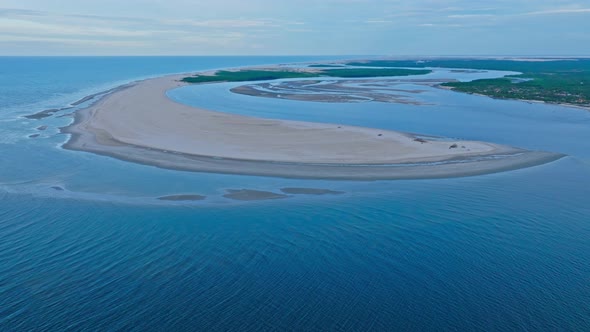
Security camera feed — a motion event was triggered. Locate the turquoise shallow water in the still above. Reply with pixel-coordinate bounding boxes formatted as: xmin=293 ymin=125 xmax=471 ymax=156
xmin=1 ymin=57 xmax=589 ymax=330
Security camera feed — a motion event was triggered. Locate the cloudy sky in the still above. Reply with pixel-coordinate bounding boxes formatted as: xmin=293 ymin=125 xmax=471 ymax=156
xmin=0 ymin=0 xmax=589 ymax=55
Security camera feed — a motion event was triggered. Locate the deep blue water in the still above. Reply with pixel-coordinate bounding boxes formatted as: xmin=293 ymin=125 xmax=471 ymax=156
xmin=1 ymin=57 xmax=589 ymax=331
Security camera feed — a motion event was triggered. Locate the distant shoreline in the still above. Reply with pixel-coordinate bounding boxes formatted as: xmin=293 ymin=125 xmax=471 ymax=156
xmin=60 ymin=66 xmax=565 ymax=180
xmin=437 ymin=85 xmax=590 ymax=112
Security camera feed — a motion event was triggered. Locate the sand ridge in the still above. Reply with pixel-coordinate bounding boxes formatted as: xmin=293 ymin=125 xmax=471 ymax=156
xmin=61 ymin=72 xmax=564 ymax=179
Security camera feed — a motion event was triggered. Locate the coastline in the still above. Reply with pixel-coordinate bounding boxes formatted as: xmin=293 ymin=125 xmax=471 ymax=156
xmin=60 ymin=71 xmax=565 ymax=180
xmin=437 ymin=85 xmax=590 ymax=112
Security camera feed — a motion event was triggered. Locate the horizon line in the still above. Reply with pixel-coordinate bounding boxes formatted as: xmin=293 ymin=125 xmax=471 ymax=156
xmin=1 ymin=54 xmax=590 ymax=58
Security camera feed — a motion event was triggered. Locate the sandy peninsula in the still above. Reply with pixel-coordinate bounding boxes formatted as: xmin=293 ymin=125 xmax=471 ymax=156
xmin=61 ymin=73 xmax=564 ymax=180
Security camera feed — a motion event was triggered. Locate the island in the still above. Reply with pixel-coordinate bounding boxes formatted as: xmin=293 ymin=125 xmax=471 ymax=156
xmin=61 ymin=66 xmax=564 ymax=180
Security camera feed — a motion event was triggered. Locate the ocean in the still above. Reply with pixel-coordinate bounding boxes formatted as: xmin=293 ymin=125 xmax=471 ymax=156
xmin=1 ymin=56 xmax=589 ymax=331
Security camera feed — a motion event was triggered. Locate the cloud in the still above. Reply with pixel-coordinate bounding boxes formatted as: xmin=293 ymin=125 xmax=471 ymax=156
xmin=418 ymin=23 xmax=464 ymax=28
xmin=0 ymin=18 xmax=151 ymax=38
xmin=522 ymin=8 xmax=590 ymax=16
xmin=448 ymin=14 xmax=497 ymax=19
xmin=365 ymin=19 xmax=392 ymax=24
xmin=159 ymin=18 xmax=280 ymax=28
xmin=0 ymin=34 xmax=148 ymax=47
xmin=0 ymin=6 xmax=303 ymax=53
xmin=0 ymin=1 xmax=588 ymax=55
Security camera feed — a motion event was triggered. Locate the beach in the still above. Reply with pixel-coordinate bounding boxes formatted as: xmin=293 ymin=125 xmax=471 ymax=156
xmin=61 ymin=72 xmax=564 ymax=180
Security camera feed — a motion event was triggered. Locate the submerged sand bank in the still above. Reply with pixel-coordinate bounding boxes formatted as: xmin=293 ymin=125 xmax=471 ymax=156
xmin=61 ymin=73 xmax=564 ymax=180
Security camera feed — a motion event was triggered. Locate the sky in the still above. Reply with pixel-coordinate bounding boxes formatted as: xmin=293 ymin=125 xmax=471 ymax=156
xmin=0 ymin=0 xmax=589 ymax=56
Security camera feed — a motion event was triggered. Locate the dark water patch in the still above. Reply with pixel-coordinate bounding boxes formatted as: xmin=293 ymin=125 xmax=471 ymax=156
xmin=223 ymin=189 xmax=288 ymax=201
xmin=70 ymin=87 xmax=124 ymax=107
xmin=280 ymin=188 xmax=345 ymax=195
xmin=157 ymin=194 xmax=206 ymax=201
xmin=23 ymin=85 xmax=129 ymax=121
xmin=25 ymin=106 xmax=73 ymax=120
xmin=24 ymin=109 xmax=59 ymax=119
xmin=71 ymin=95 xmax=95 ymax=106
xmin=51 ymin=186 xmax=64 ymax=191
xmin=28 ymin=134 xmax=40 ymax=138
xmin=36 ymin=125 xmax=48 ymax=131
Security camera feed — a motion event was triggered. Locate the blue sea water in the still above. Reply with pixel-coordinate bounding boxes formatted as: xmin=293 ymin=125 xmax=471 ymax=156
xmin=1 ymin=57 xmax=589 ymax=331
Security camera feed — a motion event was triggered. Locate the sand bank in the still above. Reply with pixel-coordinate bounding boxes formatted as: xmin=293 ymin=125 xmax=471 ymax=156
xmin=157 ymin=194 xmax=206 ymax=201
xmin=223 ymin=189 xmax=288 ymax=201
xmin=61 ymin=73 xmax=564 ymax=180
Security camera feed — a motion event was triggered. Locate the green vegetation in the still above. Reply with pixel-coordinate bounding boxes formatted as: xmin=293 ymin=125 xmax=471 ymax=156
xmin=442 ymin=72 xmax=590 ymax=106
xmin=181 ymin=70 xmax=317 ymax=83
xmin=181 ymin=68 xmax=431 ymax=84
xmin=323 ymin=68 xmax=431 ymax=78
xmin=308 ymin=64 xmax=345 ymax=68
xmin=183 ymin=60 xmax=590 ymax=107
xmin=346 ymin=59 xmax=590 ymax=107
xmin=345 ymin=59 xmax=590 ymax=73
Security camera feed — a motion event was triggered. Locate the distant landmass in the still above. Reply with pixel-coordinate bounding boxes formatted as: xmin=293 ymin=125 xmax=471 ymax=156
xmin=347 ymin=58 xmax=590 ymax=109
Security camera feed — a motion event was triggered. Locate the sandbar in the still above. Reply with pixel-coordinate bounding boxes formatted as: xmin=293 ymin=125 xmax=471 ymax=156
xmin=157 ymin=194 xmax=206 ymax=201
xmin=223 ymin=189 xmax=288 ymax=201
xmin=61 ymin=72 xmax=564 ymax=180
